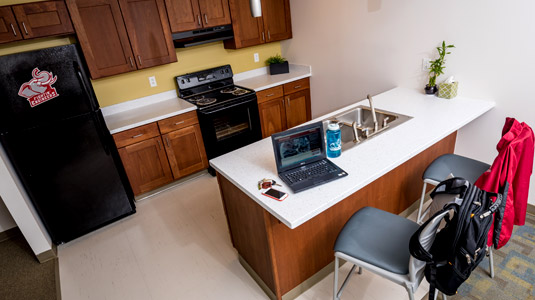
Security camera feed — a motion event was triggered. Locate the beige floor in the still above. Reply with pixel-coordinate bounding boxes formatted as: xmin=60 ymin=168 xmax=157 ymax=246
xmin=58 ymin=173 xmax=430 ymax=300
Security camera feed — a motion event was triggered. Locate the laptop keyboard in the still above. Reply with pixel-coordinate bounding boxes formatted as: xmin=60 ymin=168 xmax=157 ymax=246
xmin=283 ymin=160 xmax=338 ymax=184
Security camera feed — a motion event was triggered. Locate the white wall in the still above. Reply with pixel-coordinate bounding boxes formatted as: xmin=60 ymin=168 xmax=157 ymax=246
xmin=282 ymin=0 xmax=535 ymax=205
xmin=0 ymin=197 xmax=16 ymax=232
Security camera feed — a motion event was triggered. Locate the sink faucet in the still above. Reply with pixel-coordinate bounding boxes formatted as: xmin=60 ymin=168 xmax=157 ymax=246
xmin=367 ymin=94 xmax=378 ymax=132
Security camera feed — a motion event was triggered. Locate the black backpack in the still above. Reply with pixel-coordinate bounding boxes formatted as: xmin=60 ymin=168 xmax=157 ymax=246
xmin=409 ymin=177 xmax=502 ymax=299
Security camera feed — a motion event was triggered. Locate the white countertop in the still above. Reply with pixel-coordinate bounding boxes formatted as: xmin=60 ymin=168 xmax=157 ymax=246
xmin=235 ymin=64 xmax=311 ymax=91
xmin=101 ymin=90 xmax=197 ymax=134
xmin=210 ymin=87 xmax=495 ymax=229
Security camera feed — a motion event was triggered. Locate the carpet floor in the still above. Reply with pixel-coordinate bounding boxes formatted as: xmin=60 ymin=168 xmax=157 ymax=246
xmin=449 ymin=213 xmax=535 ymax=299
xmin=0 ymin=234 xmax=56 ymax=300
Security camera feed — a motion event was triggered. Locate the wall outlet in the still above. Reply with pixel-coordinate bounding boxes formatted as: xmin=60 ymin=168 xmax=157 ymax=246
xmin=422 ymin=58 xmax=431 ymax=71
xmin=254 ymin=53 xmax=259 ymax=63
xmin=149 ymin=76 xmax=157 ymax=87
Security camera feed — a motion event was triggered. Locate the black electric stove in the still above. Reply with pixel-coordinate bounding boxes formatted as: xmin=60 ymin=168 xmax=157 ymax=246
xmin=176 ymin=65 xmax=262 ymax=175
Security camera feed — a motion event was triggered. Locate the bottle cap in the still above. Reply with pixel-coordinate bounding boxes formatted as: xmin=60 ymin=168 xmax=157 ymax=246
xmin=328 ymin=123 xmax=340 ymax=131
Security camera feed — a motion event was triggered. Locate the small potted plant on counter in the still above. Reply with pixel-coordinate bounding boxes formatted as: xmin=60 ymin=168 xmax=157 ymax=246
xmin=425 ymin=41 xmax=455 ymax=95
xmin=266 ymin=54 xmax=289 ymax=75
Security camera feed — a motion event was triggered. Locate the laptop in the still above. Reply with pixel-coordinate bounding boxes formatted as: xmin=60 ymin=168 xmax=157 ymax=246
xmin=271 ymin=121 xmax=348 ymax=193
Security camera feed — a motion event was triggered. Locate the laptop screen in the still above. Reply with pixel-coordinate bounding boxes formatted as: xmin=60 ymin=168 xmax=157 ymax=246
xmin=272 ymin=122 xmax=325 ymax=171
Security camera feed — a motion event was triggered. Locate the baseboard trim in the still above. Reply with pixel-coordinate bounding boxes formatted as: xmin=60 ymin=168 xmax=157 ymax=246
xmin=36 ymin=244 xmax=57 ymax=263
xmin=238 ymin=255 xmax=277 ymax=300
xmin=55 ymin=256 xmax=61 ymax=300
xmin=0 ymin=226 xmax=21 ymax=243
xmin=528 ymin=203 xmax=535 ymax=216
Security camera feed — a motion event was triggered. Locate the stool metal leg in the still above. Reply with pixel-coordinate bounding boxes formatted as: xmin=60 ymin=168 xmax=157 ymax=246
xmin=334 ymin=256 xmax=339 ymax=300
xmin=489 ymin=247 xmax=495 ymax=278
xmin=417 ymin=182 xmax=428 ymax=224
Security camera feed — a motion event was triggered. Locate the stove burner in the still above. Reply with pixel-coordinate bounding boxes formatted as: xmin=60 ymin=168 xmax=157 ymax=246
xmin=196 ymin=97 xmax=217 ymax=106
xmin=220 ymin=87 xmax=238 ymax=93
xmin=232 ymin=88 xmax=250 ymax=96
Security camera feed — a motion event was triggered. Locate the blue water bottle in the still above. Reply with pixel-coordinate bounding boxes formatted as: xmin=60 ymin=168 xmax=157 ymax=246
xmin=326 ymin=123 xmax=341 ymax=158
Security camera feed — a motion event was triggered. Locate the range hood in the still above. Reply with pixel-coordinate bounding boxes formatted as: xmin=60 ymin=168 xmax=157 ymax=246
xmin=172 ymin=25 xmax=234 ymax=48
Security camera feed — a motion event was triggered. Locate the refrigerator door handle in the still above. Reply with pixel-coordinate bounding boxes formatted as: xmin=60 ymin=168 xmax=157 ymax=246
xmin=74 ymin=62 xmax=99 ymax=111
xmin=92 ymin=113 xmax=111 ymax=155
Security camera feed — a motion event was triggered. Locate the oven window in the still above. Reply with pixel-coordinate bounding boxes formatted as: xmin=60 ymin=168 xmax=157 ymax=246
xmin=213 ymin=108 xmax=251 ymax=141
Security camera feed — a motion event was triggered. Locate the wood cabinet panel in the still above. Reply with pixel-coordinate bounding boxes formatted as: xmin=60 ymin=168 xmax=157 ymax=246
xmin=0 ymin=7 xmax=22 ymax=44
xmin=112 ymin=122 xmax=160 ymax=148
xmin=261 ymin=0 xmax=291 ymax=42
xmin=283 ymin=77 xmax=309 ymax=95
xmin=256 ymin=86 xmax=283 ymax=104
xmin=285 ymin=89 xmax=310 ymax=129
xmin=119 ymin=0 xmax=176 ymax=69
xmin=258 ymin=97 xmax=286 ymax=138
xmin=162 ymin=124 xmax=208 ymax=179
xmin=198 ymin=0 xmax=230 ymax=27
xmin=165 ymin=0 xmax=201 ymax=32
xmin=157 ymin=110 xmax=198 ymax=134
xmin=118 ymin=136 xmax=173 ymax=195
xmin=12 ymin=0 xmax=74 ymax=39
xmin=66 ymin=0 xmax=136 ymax=78
xmin=224 ymin=0 xmax=264 ymax=49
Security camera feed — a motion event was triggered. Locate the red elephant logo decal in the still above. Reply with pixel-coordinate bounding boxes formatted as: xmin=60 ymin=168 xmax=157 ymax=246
xmin=18 ymin=68 xmax=59 ymax=107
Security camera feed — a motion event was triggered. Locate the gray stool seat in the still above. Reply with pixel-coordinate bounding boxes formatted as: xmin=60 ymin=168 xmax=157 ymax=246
xmin=423 ymin=153 xmax=490 ymax=183
xmin=334 ymin=206 xmax=419 ymax=275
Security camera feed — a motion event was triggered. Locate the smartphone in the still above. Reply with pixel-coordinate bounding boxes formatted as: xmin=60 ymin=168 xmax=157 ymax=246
xmin=262 ymin=188 xmax=288 ymax=201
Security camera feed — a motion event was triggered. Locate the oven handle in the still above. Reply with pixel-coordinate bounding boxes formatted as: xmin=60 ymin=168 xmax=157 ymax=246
xmin=199 ymin=97 xmax=257 ymax=115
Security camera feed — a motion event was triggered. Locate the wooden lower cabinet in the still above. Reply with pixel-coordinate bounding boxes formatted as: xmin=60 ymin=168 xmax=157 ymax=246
xmin=162 ymin=124 xmax=208 ymax=179
xmin=257 ymin=77 xmax=311 ymax=138
xmin=118 ymin=136 xmax=173 ymax=195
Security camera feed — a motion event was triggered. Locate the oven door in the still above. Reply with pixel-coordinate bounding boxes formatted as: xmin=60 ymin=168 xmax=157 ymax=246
xmin=197 ymin=96 xmax=262 ymax=160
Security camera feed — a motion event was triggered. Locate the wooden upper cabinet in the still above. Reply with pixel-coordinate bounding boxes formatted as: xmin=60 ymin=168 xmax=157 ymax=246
xmin=261 ymin=0 xmax=291 ymax=42
xmin=224 ymin=0 xmax=263 ymax=49
xmin=119 ymin=0 xmax=176 ymax=69
xmin=165 ymin=0 xmax=230 ymax=33
xmin=66 ymin=0 xmax=135 ymax=78
xmin=12 ymin=1 xmax=74 ymax=39
xmin=0 ymin=7 xmax=23 ymax=44
xmin=198 ymin=0 xmax=230 ymax=28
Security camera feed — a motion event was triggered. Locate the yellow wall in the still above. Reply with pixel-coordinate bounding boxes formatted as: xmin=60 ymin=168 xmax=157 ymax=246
xmin=0 ymin=0 xmax=282 ymax=107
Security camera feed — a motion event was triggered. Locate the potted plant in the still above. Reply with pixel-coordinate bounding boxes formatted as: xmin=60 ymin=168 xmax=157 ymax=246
xmin=266 ymin=54 xmax=289 ymax=75
xmin=425 ymin=41 xmax=455 ymax=95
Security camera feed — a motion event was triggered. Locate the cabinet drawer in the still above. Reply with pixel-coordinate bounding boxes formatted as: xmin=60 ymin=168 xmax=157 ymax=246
xmin=283 ymin=77 xmax=310 ymax=95
xmin=257 ymin=86 xmax=283 ymax=104
xmin=158 ymin=110 xmax=198 ymax=134
xmin=113 ymin=122 xmax=160 ymax=148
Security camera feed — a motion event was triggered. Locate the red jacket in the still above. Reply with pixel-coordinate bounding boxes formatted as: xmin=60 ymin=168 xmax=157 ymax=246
xmin=475 ymin=118 xmax=534 ymax=249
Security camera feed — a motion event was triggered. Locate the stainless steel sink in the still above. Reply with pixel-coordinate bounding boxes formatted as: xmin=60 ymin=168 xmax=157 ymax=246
xmin=323 ymin=105 xmax=412 ymax=151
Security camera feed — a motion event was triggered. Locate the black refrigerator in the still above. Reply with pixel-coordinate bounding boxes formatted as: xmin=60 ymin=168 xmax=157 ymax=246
xmin=0 ymin=44 xmax=135 ymax=244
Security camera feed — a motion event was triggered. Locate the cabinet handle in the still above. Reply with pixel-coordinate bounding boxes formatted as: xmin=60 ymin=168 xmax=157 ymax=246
xmin=197 ymin=15 xmax=201 ymax=26
xmin=129 ymin=57 xmax=134 ymax=68
xmin=266 ymin=93 xmax=275 ymax=97
xmin=157 ymin=139 xmax=162 ymax=150
xmin=268 ymin=30 xmax=271 ymax=40
xmin=10 ymin=24 xmax=17 ymax=36
xmin=204 ymin=14 xmax=208 ymax=24
xmin=165 ymin=137 xmax=171 ymax=147
xmin=261 ymin=32 xmax=265 ymax=41
xmin=137 ymin=55 xmax=142 ymax=66
xmin=294 ymin=85 xmax=301 ymax=89
xmin=21 ymin=22 xmax=29 ymax=35
xmin=174 ymin=121 xmax=185 ymax=126
xmin=132 ymin=133 xmax=143 ymax=138
xmin=286 ymin=98 xmax=290 ymax=107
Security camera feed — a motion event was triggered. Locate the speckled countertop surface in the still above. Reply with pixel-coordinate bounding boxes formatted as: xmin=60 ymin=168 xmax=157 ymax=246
xmin=210 ymin=87 xmax=495 ymax=229
xmin=234 ymin=64 xmax=311 ymax=91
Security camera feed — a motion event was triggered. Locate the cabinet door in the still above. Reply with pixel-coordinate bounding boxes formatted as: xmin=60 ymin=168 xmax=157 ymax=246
xmin=66 ymin=0 xmax=136 ymax=79
xmin=162 ymin=124 xmax=208 ymax=179
xmin=118 ymin=136 xmax=173 ymax=195
xmin=198 ymin=0 xmax=230 ymax=28
xmin=0 ymin=7 xmax=23 ymax=44
xmin=165 ymin=0 xmax=201 ymax=32
xmin=224 ymin=0 xmax=264 ymax=49
xmin=262 ymin=0 xmax=291 ymax=42
xmin=12 ymin=0 xmax=74 ymax=39
xmin=119 ymin=0 xmax=177 ymax=69
xmin=285 ymin=89 xmax=311 ymax=129
xmin=258 ymin=97 xmax=286 ymax=138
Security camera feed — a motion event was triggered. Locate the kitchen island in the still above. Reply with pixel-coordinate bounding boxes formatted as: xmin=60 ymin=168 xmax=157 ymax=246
xmin=210 ymin=87 xmax=494 ymax=300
